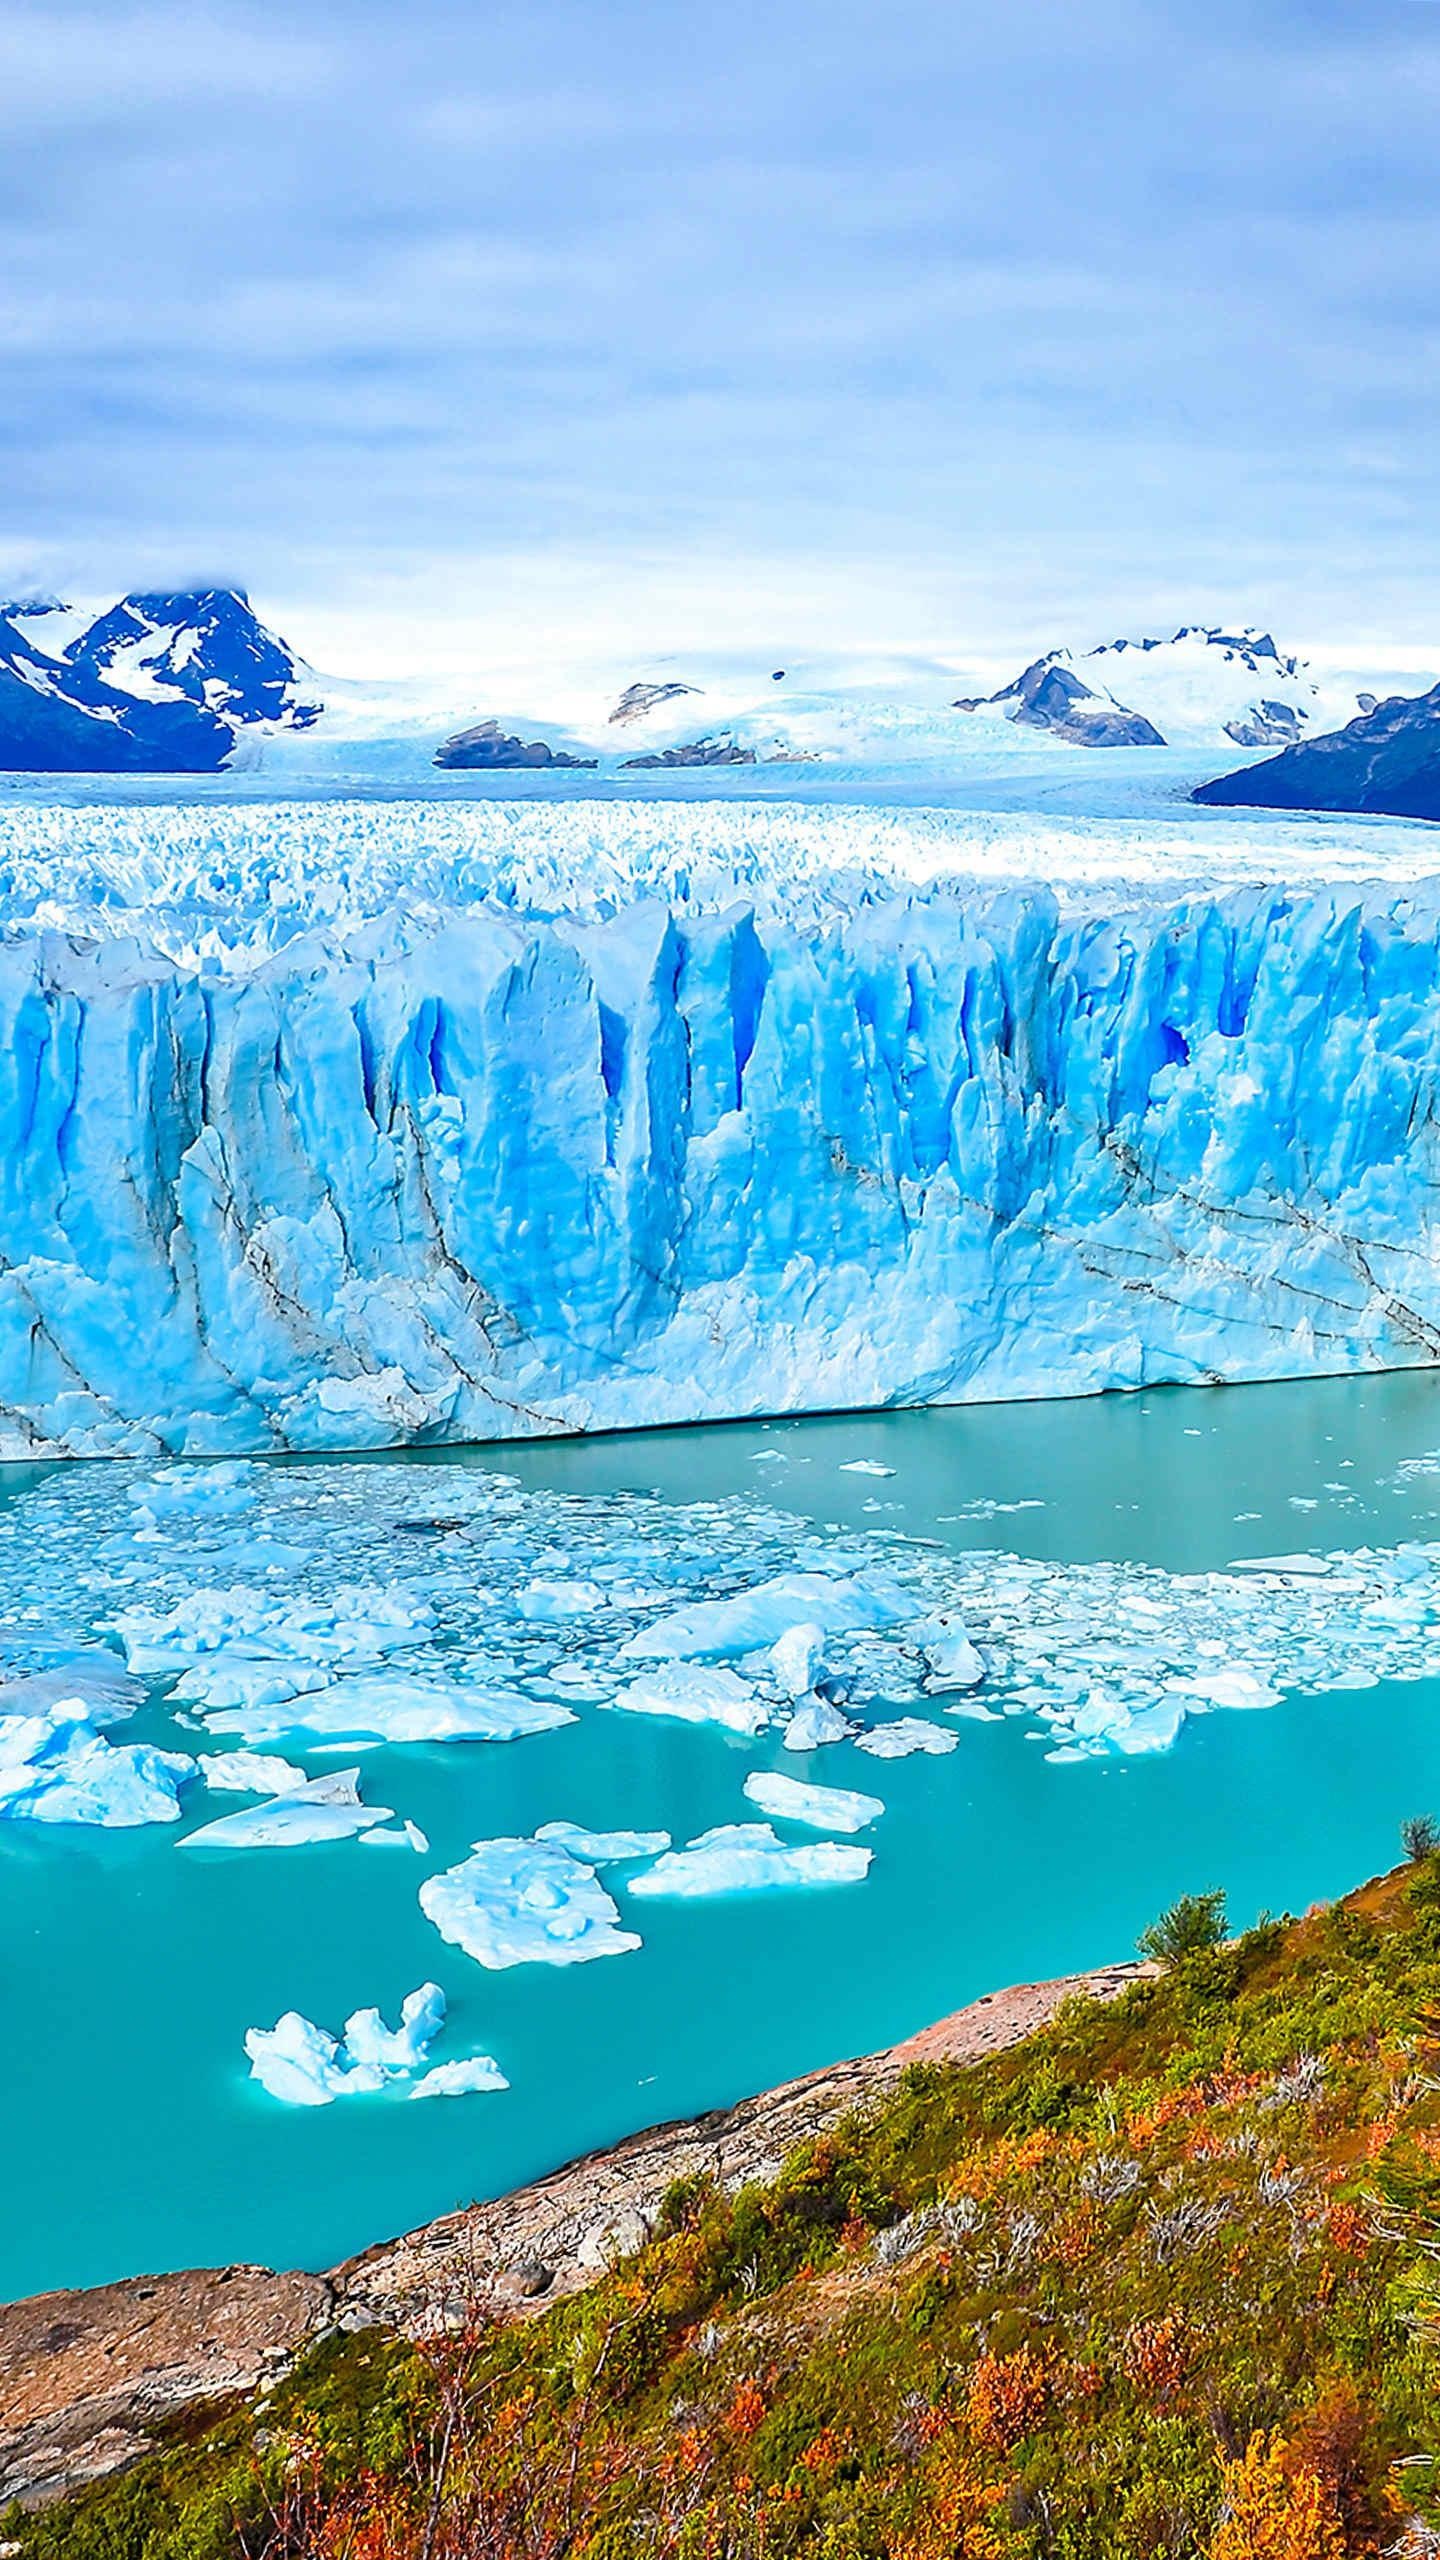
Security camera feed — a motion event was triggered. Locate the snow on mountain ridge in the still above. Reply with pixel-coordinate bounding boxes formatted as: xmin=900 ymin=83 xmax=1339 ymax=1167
xmin=0 ymin=589 xmax=318 ymax=771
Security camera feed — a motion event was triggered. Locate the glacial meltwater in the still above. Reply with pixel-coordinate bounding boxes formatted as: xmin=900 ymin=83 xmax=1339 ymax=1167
xmin=6 ymin=1367 xmax=1440 ymax=2302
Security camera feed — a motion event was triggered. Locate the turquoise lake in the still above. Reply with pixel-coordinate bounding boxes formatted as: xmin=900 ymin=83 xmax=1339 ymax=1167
xmin=6 ymin=1366 xmax=1440 ymax=2305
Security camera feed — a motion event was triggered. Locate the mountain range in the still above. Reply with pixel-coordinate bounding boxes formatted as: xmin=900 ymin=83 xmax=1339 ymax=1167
xmin=0 ymin=590 xmax=317 ymax=772
xmin=0 ymin=594 xmax=1425 ymax=793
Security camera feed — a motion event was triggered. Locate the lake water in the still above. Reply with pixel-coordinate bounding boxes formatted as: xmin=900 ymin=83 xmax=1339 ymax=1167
xmin=5 ymin=1366 xmax=1440 ymax=2304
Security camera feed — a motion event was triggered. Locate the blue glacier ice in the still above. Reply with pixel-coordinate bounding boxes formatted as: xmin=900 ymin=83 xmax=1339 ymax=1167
xmin=0 ymin=800 xmax=1439 ymax=1454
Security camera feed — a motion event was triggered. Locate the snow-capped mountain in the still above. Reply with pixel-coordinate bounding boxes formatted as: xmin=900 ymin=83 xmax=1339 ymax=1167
xmin=956 ymin=626 xmax=1362 ymax=751
xmin=1195 ymin=681 xmax=1440 ymax=821
xmin=0 ymin=590 xmax=318 ymax=771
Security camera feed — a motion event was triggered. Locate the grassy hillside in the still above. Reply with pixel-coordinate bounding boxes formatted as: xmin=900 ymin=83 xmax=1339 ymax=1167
xmin=18 ymin=1852 xmax=1440 ymax=2559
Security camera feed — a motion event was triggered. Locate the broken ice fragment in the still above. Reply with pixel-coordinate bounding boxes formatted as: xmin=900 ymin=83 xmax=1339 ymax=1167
xmin=410 ymin=2054 xmax=509 ymax=2100
xmin=782 ymin=1697 xmax=855 ymax=1750
xmin=342 ymin=1984 xmax=447 ymax=2074
xmin=609 ymin=1662 xmax=770 ymax=1735
xmin=420 ymin=1838 xmax=642 ymax=1969
xmin=620 ymin=1571 xmax=911 ymax=1662
xmin=630 ymin=1822 xmax=871 ymax=1897
xmin=535 ymin=1820 xmax=672 ymax=1862
xmin=743 ymin=1771 xmax=884 ymax=1832
xmin=853 ymin=1717 xmax=958 ymax=1758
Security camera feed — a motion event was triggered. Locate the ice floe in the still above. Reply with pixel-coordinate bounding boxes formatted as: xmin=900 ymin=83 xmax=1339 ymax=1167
xmin=620 ymin=1571 xmax=912 ymax=1662
xmin=854 ymin=1717 xmax=959 ymax=1757
xmin=629 ymin=1822 xmax=871 ymax=1897
xmin=420 ymin=1838 xmax=642 ymax=1969
xmin=199 ymin=1750 xmax=309 ymax=1795
xmin=535 ymin=1820 xmax=672 ymax=1862
xmin=609 ymin=1663 xmax=769 ymax=1735
xmin=196 ymin=1674 xmax=577 ymax=1749
xmin=782 ymin=1698 xmax=855 ymax=1750
xmin=181 ymin=1769 xmax=392 ymax=1850
xmin=341 ymin=1983 xmax=447 ymax=2073
xmin=410 ymin=2055 xmax=509 ymax=2100
xmin=742 ymin=1772 xmax=884 ymax=1832
xmin=0 ymin=1706 xmax=196 ymax=1827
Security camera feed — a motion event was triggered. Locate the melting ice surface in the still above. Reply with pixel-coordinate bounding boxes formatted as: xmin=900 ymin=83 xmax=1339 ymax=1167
xmin=9 ymin=1371 xmax=1440 ymax=2295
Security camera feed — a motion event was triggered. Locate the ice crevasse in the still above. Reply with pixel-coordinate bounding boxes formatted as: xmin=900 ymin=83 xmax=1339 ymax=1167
xmin=3 ymin=836 xmax=1440 ymax=1456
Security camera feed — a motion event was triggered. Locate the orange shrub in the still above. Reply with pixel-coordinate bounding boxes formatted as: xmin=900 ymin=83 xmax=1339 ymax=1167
xmin=727 ymin=2379 xmax=768 ymax=2439
xmin=1208 ymin=2430 xmax=1344 ymax=2560
xmin=965 ymin=2343 xmax=1056 ymax=2451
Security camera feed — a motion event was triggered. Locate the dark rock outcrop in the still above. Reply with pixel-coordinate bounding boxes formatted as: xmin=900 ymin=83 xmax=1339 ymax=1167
xmin=433 ymin=719 xmax=597 ymax=771
xmin=956 ymin=656 xmax=1165 ymax=747
xmin=1222 ymin=699 xmax=1307 ymax=750
xmin=620 ymin=733 xmax=757 ymax=769
xmin=609 ymin=681 xmax=700 ymax=725
xmin=1194 ymin=683 xmax=1440 ymax=821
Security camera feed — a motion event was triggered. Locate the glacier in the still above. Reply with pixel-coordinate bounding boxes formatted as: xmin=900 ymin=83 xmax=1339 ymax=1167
xmin=3 ymin=798 xmax=1440 ymax=1456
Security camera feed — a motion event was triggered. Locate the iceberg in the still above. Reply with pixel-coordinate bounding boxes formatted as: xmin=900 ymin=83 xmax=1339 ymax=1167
xmin=742 ymin=1771 xmax=884 ymax=1832
xmin=410 ymin=2054 xmax=509 ymax=2100
xmin=534 ymin=1819 xmax=672 ymax=1862
xmin=197 ymin=1673 xmax=577 ymax=1748
xmin=781 ymin=1698 xmax=855 ymax=1750
xmin=854 ymin=1717 xmax=958 ymax=1757
xmin=199 ymin=1749 xmax=309 ymax=1795
xmin=244 ymin=2011 xmax=383 ymax=2107
xmin=0 ymin=1705 xmax=196 ymax=1827
xmin=622 ymin=1572 xmax=911 ymax=1662
xmin=180 ymin=1767 xmax=392 ymax=1849
xmin=245 ymin=1982 xmax=470 ymax=2105
xmin=915 ymin=1611 xmax=987 ymax=1693
xmin=420 ymin=1837 xmax=642 ymax=1969
xmin=608 ymin=1662 xmax=770 ymax=1735
xmin=341 ymin=1983 xmax=447 ymax=2073
xmin=629 ymin=1821 xmax=871 ymax=1897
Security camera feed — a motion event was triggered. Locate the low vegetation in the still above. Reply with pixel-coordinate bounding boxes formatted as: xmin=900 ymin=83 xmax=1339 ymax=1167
xmin=20 ymin=1843 xmax=1440 ymax=2557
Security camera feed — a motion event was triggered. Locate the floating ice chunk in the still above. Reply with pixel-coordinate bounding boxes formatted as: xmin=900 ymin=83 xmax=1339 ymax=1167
xmin=1109 ymin=1702 xmax=1187 ymax=1754
xmin=180 ymin=1768 xmax=392 ymax=1849
xmin=853 ymin=1718 xmax=958 ymax=1758
xmin=410 ymin=2054 xmax=509 ymax=2100
xmin=915 ymin=1611 xmax=987 ymax=1693
xmin=782 ymin=1698 xmax=854 ymax=1750
xmin=620 ymin=1571 xmax=911 ymax=1663
xmin=515 ymin=1578 xmax=610 ymax=1621
xmin=113 ymin=1583 xmax=435 ymax=1676
xmin=199 ymin=1750 xmax=309 ymax=1795
xmin=133 ymin=1463 xmax=257 ymax=1525
xmin=360 ymin=1820 xmax=430 ymax=1851
xmin=609 ymin=1663 xmax=769 ymax=1736
xmin=629 ymin=1821 xmax=870 ymax=1897
xmin=1227 ymin=1554 xmax=1333 ymax=1577
xmin=535 ymin=1819 xmax=672 ymax=1862
xmin=200 ymin=1675 xmax=577 ymax=1748
xmin=244 ymin=2012 xmax=386 ymax=2108
xmin=769 ymin=1622 xmax=825 ymax=1699
xmin=342 ymin=1983 xmax=447 ymax=2074
xmin=840 ymin=1460 xmax=894 ymax=1478
xmin=420 ymin=1838 xmax=641 ymax=1969
xmin=1171 ymin=1667 xmax=1281 ymax=1711
xmin=0 ymin=1706 xmax=196 ymax=1827
xmin=0 ymin=1658 xmax=143 ymax=1728
xmin=743 ymin=1772 xmax=884 ymax=1832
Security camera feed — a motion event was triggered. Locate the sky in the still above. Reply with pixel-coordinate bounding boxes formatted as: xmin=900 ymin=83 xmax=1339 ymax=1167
xmin=2 ymin=0 xmax=1438 ymax=682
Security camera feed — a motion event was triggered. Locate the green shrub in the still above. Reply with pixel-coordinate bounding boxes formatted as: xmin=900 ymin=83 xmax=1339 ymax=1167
xmin=1138 ymin=1889 xmax=1228 ymax=1967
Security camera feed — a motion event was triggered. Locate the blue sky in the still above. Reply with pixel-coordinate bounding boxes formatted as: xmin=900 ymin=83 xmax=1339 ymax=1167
xmin=1 ymin=0 xmax=1438 ymax=676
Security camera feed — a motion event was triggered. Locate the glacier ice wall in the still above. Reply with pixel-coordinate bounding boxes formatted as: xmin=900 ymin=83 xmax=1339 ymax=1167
xmin=1 ymin=812 xmax=1439 ymax=1455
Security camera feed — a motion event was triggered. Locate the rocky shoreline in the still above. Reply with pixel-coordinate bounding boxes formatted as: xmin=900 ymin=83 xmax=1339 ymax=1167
xmin=0 ymin=1960 xmax=1149 ymax=2512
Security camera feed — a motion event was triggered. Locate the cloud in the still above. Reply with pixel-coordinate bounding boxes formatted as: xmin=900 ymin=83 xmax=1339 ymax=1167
xmin=1 ymin=0 xmax=1438 ymax=665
